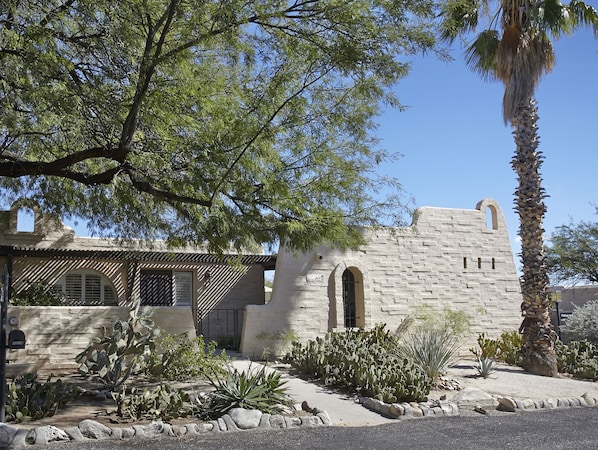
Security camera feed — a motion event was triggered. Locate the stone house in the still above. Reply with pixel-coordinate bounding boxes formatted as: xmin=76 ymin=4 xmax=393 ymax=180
xmin=1 ymin=197 xmax=524 ymax=372
xmin=0 ymin=200 xmax=274 ymax=373
xmin=240 ymin=198 xmax=523 ymax=357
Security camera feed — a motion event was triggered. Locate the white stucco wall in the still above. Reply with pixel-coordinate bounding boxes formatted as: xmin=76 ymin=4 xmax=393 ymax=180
xmin=241 ymin=199 xmax=523 ymax=358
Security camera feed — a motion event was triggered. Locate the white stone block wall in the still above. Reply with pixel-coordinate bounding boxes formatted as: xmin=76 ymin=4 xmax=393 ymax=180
xmin=240 ymin=199 xmax=523 ymax=358
xmin=6 ymin=306 xmax=196 ymax=376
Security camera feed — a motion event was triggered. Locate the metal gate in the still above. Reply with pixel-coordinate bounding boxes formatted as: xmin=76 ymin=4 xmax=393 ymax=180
xmin=197 ymin=308 xmax=244 ymax=350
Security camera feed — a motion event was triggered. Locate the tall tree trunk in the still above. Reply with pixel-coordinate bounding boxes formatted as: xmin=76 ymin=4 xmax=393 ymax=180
xmin=511 ymin=98 xmax=558 ymax=377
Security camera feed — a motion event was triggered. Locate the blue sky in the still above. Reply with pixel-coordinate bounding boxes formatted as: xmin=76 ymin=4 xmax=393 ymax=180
xmin=377 ymin=26 xmax=598 ymax=271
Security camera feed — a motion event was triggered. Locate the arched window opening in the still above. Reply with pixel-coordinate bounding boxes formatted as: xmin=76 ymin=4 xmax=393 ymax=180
xmin=342 ymin=269 xmax=356 ymax=328
xmin=16 ymin=207 xmax=35 ymax=232
xmin=486 ymin=206 xmax=498 ymax=230
xmin=54 ymin=270 xmax=117 ymax=305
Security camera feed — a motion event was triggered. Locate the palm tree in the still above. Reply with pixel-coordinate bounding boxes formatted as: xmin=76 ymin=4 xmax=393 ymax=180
xmin=439 ymin=0 xmax=598 ymax=376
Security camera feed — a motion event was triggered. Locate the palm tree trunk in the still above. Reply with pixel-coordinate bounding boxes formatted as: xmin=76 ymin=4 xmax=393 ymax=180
xmin=511 ymin=98 xmax=558 ymax=377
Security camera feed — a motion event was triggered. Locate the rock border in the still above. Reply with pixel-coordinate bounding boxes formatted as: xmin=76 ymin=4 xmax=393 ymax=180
xmin=0 ymin=408 xmax=332 ymax=449
xmin=359 ymin=390 xmax=598 ymax=418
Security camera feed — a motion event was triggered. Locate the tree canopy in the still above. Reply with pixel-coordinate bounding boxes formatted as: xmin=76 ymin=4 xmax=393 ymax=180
xmin=546 ymin=217 xmax=598 ymax=285
xmin=0 ymin=0 xmax=440 ymax=253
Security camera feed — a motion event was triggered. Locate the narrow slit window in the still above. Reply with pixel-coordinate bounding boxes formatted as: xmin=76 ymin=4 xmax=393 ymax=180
xmin=477 ymin=258 xmax=482 ymax=269
xmin=492 ymin=258 xmax=496 ymax=270
xmin=463 ymin=257 xmax=467 ymax=269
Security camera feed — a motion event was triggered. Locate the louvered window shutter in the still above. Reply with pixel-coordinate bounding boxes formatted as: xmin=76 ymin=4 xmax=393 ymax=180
xmin=174 ymin=272 xmax=193 ymax=306
xmin=65 ymin=274 xmax=83 ymax=303
xmin=85 ymin=274 xmax=102 ymax=305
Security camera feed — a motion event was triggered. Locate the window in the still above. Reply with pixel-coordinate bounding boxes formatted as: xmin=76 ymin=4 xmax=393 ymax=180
xmin=174 ymin=272 xmax=193 ymax=306
xmin=140 ymin=270 xmax=193 ymax=306
xmin=55 ymin=271 xmax=116 ymax=305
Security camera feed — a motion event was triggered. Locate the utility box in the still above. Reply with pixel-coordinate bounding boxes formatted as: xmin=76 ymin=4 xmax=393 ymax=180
xmin=7 ymin=329 xmax=26 ymax=350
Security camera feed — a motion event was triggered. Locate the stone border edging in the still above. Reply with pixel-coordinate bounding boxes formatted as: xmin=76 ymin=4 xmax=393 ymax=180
xmin=359 ymin=391 xmax=598 ymax=418
xmin=360 ymin=397 xmax=459 ymax=418
xmin=0 ymin=408 xmax=332 ymax=449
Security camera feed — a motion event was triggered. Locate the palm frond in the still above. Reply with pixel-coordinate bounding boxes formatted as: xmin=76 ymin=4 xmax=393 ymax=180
xmin=565 ymin=1 xmax=598 ymax=37
xmin=465 ymin=29 xmax=500 ymax=81
xmin=439 ymin=0 xmax=483 ymax=43
xmin=534 ymin=0 xmax=571 ymax=36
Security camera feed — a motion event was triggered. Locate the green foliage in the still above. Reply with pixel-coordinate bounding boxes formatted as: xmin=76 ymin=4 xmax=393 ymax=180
xmin=396 ymin=327 xmax=462 ymax=381
xmin=545 ymin=219 xmax=598 ymax=285
xmin=286 ymin=325 xmax=432 ymax=403
xmin=396 ymin=307 xmax=470 ymax=380
xmin=205 ymin=364 xmax=292 ymax=417
xmin=474 ymin=357 xmax=496 ymax=379
xmin=412 ymin=305 xmax=472 ymax=337
xmin=470 ymin=331 xmax=523 ymax=367
xmin=10 ymin=280 xmax=64 ymax=306
xmin=496 ymin=331 xmax=524 ymax=366
xmin=560 ymin=300 xmax=598 ymax=345
xmin=556 ymin=340 xmax=598 ymax=380
xmin=256 ymin=330 xmax=299 ymax=361
xmin=146 ymin=333 xmax=229 ymax=381
xmin=112 ymin=385 xmax=195 ymax=421
xmin=0 ymin=0 xmax=441 ymax=252
xmin=5 ymin=373 xmax=80 ymax=423
xmin=75 ymin=300 xmax=160 ymax=392
xmin=470 ymin=333 xmax=499 ymax=359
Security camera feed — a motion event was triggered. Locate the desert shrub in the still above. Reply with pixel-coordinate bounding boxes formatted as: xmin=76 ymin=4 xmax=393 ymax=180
xmin=397 ymin=327 xmax=462 ymax=381
xmin=556 ymin=340 xmax=598 ymax=380
xmin=76 ymin=299 xmax=160 ymax=392
xmin=204 ymin=364 xmax=292 ymax=417
xmin=496 ymin=330 xmax=523 ymax=366
xmin=112 ymin=384 xmax=196 ymax=421
xmin=146 ymin=333 xmax=229 ymax=381
xmin=396 ymin=307 xmax=471 ymax=380
xmin=5 ymin=373 xmax=80 ymax=422
xmin=10 ymin=280 xmax=64 ymax=306
xmin=470 ymin=331 xmax=523 ymax=367
xmin=256 ymin=330 xmax=299 ymax=361
xmin=560 ymin=300 xmax=598 ymax=344
xmin=470 ymin=333 xmax=499 ymax=359
xmin=286 ymin=325 xmax=432 ymax=403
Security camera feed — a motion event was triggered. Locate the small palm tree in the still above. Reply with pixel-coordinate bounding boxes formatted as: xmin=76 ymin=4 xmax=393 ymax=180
xmin=439 ymin=0 xmax=597 ymax=376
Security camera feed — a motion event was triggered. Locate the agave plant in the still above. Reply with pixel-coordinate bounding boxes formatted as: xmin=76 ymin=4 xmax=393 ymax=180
xmin=205 ymin=363 xmax=292 ymax=416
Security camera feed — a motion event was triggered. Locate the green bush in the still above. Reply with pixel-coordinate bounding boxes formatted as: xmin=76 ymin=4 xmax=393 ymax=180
xmin=205 ymin=364 xmax=292 ymax=417
xmin=76 ymin=299 xmax=160 ymax=392
xmin=470 ymin=333 xmax=499 ymax=359
xmin=5 ymin=373 xmax=80 ymax=423
xmin=10 ymin=280 xmax=64 ymax=306
xmin=146 ymin=333 xmax=229 ymax=381
xmin=396 ymin=307 xmax=470 ymax=381
xmin=112 ymin=384 xmax=196 ymax=421
xmin=470 ymin=331 xmax=523 ymax=367
xmin=561 ymin=300 xmax=598 ymax=345
xmin=496 ymin=330 xmax=523 ymax=366
xmin=256 ymin=330 xmax=299 ymax=361
xmin=397 ymin=327 xmax=462 ymax=381
xmin=286 ymin=325 xmax=432 ymax=403
xmin=556 ymin=340 xmax=598 ymax=380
